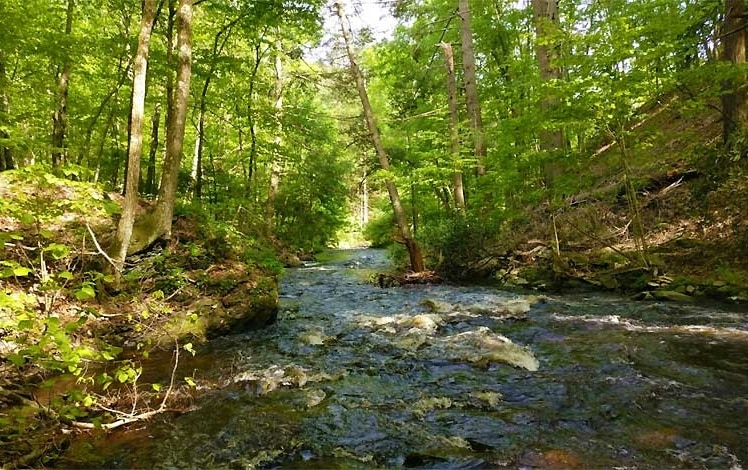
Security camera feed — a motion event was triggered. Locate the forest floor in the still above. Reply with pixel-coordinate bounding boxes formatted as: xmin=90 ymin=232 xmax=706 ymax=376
xmin=0 ymin=170 xmax=282 ymax=467
xmin=475 ymin=90 xmax=748 ymax=304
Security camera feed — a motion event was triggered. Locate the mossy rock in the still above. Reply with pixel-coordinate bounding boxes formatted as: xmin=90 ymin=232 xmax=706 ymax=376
xmin=652 ymin=290 xmax=694 ymax=302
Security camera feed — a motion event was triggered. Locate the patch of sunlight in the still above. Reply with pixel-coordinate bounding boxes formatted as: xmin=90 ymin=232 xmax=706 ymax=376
xmin=299 ymin=330 xmax=331 ymax=345
xmin=355 ymin=313 xmax=444 ymax=334
xmin=412 ymin=396 xmax=453 ymax=418
xmin=430 ymin=327 xmax=540 ymax=371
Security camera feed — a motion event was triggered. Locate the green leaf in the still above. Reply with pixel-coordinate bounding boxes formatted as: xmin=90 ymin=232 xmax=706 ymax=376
xmin=12 ymin=266 xmax=31 ymax=277
xmin=152 ymin=383 xmax=162 ymax=392
xmin=39 ymin=229 xmax=55 ymax=239
xmin=183 ymin=343 xmax=195 ymax=356
xmin=57 ymin=271 xmax=74 ymax=280
xmin=44 ymin=243 xmax=70 ymax=260
xmin=184 ymin=377 xmax=196 ymax=387
xmin=75 ymin=285 xmax=96 ymax=301
xmin=7 ymin=353 xmax=25 ymax=367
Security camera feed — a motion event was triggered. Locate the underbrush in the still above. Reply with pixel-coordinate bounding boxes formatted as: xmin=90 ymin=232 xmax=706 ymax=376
xmin=0 ymin=167 xmax=282 ymax=467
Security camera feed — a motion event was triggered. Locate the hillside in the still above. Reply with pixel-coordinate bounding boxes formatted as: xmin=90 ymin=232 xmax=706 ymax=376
xmin=0 ymin=168 xmax=281 ymax=466
xmin=459 ymin=90 xmax=748 ymax=302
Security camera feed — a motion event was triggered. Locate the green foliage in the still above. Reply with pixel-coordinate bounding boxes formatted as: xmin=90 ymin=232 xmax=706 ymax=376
xmin=363 ymin=212 xmax=396 ymax=248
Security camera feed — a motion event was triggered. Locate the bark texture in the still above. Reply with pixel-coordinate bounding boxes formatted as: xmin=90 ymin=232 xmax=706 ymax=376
xmin=52 ymin=0 xmax=74 ymax=169
xmin=458 ymin=0 xmax=486 ymax=176
xmin=722 ymin=0 xmax=748 ymax=147
xmin=112 ymin=0 xmax=159 ymax=273
xmin=439 ymin=42 xmax=465 ymax=212
xmin=129 ymin=0 xmax=192 ymax=255
xmin=266 ymin=38 xmax=283 ymax=235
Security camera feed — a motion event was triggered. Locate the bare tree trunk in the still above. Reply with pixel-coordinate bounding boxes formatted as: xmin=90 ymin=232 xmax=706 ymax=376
xmin=458 ymin=0 xmax=486 ymax=176
xmin=335 ymin=0 xmax=425 ymax=272
xmin=151 ymin=0 xmax=192 ymax=241
xmin=145 ymin=103 xmax=161 ymax=196
xmin=266 ymin=38 xmax=283 ymax=236
xmin=439 ymin=42 xmax=465 ymax=212
xmin=722 ymin=0 xmax=748 ymax=147
xmin=112 ymin=0 xmax=159 ymax=273
xmin=51 ymin=0 xmax=74 ymax=170
xmin=0 ymin=52 xmax=14 ymax=172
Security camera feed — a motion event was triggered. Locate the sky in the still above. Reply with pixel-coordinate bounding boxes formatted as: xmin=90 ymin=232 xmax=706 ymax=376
xmin=308 ymin=0 xmax=398 ymax=62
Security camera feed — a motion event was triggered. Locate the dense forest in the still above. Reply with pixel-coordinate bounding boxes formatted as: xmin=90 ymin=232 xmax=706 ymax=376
xmin=1 ymin=0 xmax=748 ymax=467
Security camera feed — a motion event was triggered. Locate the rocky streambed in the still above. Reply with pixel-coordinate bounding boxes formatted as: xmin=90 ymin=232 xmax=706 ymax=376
xmin=60 ymin=249 xmax=748 ymax=468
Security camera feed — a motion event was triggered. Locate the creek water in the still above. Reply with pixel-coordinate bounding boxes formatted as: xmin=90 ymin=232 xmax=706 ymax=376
xmin=61 ymin=249 xmax=748 ymax=468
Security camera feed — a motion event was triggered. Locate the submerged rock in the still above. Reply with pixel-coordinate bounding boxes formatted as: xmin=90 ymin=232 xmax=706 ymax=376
xmin=430 ymin=327 xmax=540 ymax=371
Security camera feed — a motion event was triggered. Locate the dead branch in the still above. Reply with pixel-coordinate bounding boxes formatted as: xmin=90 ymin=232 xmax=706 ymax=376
xmin=85 ymin=223 xmax=117 ymax=271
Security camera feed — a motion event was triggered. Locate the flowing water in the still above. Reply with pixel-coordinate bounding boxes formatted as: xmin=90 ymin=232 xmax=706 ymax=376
xmin=61 ymin=249 xmax=748 ymax=469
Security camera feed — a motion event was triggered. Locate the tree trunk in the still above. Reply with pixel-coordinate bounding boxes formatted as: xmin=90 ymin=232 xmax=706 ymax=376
xmin=155 ymin=0 xmax=192 ymax=236
xmin=0 ymin=52 xmax=14 ymax=172
xmin=125 ymin=0 xmax=191 ymax=255
xmin=439 ymin=42 xmax=465 ymax=212
xmin=722 ymin=0 xmax=748 ymax=147
xmin=52 ymin=0 xmax=74 ymax=170
xmin=335 ymin=0 xmax=425 ymax=272
xmin=192 ymin=20 xmax=235 ymax=201
xmin=245 ymin=39 xmax=267 ymax=199
xmin=532 ymin=0 xmax=563 ymax=149
xmin=112 ymin=0 xmax=158 ymax=273
xmin=79 ymin=10 xmax=132 ymax=166
xmin=361 ymin=167 xmax=369 ymax=226
xmin=266 ymin=38 xmax=283 ymax=236
xmin=458 ymin=0 xmax=486 ymax=176
xmin=79 ymin=58 xmax=132 ymax=166
xmin=164 ymin=0 xmax=177 ymax=148
xmin=532 ymin=0 xmax=565 ymax=196
xmin=145 ymin=103 xmax=161 ymax=196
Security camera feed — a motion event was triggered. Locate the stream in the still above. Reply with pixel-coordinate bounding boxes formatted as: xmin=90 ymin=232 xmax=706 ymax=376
xmin=61 ymin=249 xmax=748 ymax=468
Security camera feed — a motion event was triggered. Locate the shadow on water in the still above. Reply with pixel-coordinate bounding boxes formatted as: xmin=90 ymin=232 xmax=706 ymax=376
xmin=60 ymin=249 xmax=748 ymax=469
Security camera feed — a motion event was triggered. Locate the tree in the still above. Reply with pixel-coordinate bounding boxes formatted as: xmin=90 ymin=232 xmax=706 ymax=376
xmin=155 ymin=0 xmax=192 ymax=237
xmin=191 ymin=14 xmax=241 ymax=201
xmin=721 ymin=0 xmax=748 ymax=148
xmin=439 ymin=42 xmax=465 ymax=213
xmin=266 ymin=37 xmax=284 ymax=235
xmin=145 ymin=103 xmax=161 ymax=196
xmin=130 ymin=0 xmax=192 ymax=254
xmin=111 ymin=0 xmax=160 ymax=273
xmin=458 ymin=0 xmax=486 ymax=176
xmin=51 ymin=0 xmax=75 ymax=169
xmin=335 ymin=0 xmax=425 ymax=272
xmin=532 ymin=0 xmax=563 ymax=153
xmin=0 ymin=52 xmax=13 ymax=172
